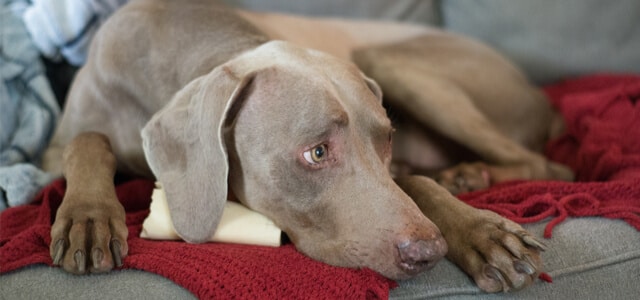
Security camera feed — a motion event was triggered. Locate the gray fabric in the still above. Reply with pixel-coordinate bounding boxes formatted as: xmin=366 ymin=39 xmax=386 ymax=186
xmin=0 ymin=267 xmax=196 ymax=300
xmin=441 ymin=0 xmax=640 ymax=84
xmin=391 ymin=217 xmax=640 ymax=299
xmin=2 ymin=218 xmax=638 ymax=299
xmin=223 ymin=0 xmax=440 ymax=24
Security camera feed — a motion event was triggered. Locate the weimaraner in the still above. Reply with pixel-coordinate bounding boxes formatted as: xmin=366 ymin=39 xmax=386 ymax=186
xmin=43 ymin=0 xmax=573 ymax=293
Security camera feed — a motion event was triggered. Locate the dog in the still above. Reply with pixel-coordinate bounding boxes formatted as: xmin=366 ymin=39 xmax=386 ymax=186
xmin=43 ymin=0 xmax=573 ymax=293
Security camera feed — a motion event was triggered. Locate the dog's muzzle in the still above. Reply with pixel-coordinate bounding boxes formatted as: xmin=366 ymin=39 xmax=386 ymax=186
xmin=397 ymin=236 xmax=448 ymax=276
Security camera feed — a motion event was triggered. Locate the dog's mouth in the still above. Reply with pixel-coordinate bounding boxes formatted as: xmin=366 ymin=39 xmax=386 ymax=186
xmin=398 ymin=259 xmax=438 ymax=277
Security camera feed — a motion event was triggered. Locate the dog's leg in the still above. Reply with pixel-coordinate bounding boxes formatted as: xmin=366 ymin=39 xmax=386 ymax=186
xmin=387 ymin=74 xmax=569 ymax=193
xmin=396 ymin=175 xmax=545 ymax=293
xmin=49 ymin=132 xmax=127 ymax=274
xmin=354 ymin=40 xmax=573 ymax=194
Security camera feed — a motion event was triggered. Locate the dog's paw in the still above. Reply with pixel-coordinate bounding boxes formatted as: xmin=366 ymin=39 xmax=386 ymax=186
xmin=50 ymin=190 xmax=128 ymax=274
xmin=435 ymin=162 xmax=491 ymax=194
xmin=445 ymin=209 xmax=546 ymax=293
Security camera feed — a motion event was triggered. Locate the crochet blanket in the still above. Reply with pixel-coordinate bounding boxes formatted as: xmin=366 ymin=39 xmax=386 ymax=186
xmin=460 ymin=74 xmax=640 ymax=237
xmin=1 ymin=74 xmax=639 ymax=298
xmin=0 ymin=179 xmax=395 ymax=298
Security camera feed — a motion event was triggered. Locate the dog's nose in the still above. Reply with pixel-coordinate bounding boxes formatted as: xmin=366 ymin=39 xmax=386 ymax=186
xmin=397 ymin=237 xmax=448 ymax=276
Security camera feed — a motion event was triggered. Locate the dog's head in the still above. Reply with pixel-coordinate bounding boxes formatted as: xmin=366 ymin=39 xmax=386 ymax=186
xmin=141 ymin=41 xmax=446 ymax=280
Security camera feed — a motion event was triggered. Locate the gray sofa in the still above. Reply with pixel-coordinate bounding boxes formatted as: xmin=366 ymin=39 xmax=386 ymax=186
xmin=3 ymin=218 xmax=639 ymax=299
xmin=2 ymin=0 xmax=640 ymax=299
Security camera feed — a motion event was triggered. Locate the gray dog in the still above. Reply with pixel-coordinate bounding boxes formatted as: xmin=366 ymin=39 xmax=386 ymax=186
xmin=44 ymin=0 xmax=573 ymax=293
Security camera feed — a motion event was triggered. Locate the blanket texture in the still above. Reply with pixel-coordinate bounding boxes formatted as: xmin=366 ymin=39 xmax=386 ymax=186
xmin=459 ymin=74 xmax=640 ymax=238
xmin=0 ymin=179 xmax=395 ymax=298
xmin=1 ymin=74 xmax=639 ymax=298
xmin=0 ymin=0 xmax=59 ymax=211
xmin=21 ymin=0 xmax=128 ymax=66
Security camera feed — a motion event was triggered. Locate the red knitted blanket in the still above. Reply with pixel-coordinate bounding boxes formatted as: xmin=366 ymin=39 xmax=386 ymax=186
xmin=1 ymin=74 xmax=639 ymax=298
xmin=460 ymin=74 xmax=640 ymax=237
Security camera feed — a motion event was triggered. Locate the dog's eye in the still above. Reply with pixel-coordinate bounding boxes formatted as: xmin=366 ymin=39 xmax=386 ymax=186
xmin=303 ymin=144 xmax=327 ymax=164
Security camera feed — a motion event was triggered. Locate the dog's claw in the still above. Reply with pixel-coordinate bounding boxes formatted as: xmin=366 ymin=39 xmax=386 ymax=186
xmin=111 ymin=240 xmax=122 ymax=267
xmin=52 ymin=239 xmax=65 ymax=265
xmin=522 ymin=235 xmax=547 ymax=251
xmin=92 ymin=248 xmax=104 ymax=269
xmin=514 ymin=260 xmax=536 ymax=275
xmin=485 ymin=266 xmax=502 ymax=281
xmin=435 ymin=163 xmax=491 ymax=194
xmin=74 ymin=250 xmax=86 ymax=273
xmin=454 ymin=175 xmax=466 ymax=190
xmin=484 ymin=265 xmax=508 ymax=292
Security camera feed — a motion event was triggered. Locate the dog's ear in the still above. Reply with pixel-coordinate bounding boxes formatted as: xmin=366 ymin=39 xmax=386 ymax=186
xmin=141 ymin=66 xmax=254 ymax=243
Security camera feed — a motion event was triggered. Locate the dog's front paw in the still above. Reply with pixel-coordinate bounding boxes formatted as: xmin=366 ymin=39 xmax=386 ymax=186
xmin=50 ymin=190 xmax=128 ymax=274
xmin=445 ymin=209 xmax=546 ymax=293
xmin=435 ymin=162 xmax=491 ymax=194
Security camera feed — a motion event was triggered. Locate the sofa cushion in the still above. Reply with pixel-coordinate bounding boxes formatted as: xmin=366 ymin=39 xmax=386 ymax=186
xmin=224 ymin=0 xmax=440 ymax=24
xmin=391 ymin=217 xmax=640 ymax=299
xmin=441 ymin=0 xmax=640 ymax=83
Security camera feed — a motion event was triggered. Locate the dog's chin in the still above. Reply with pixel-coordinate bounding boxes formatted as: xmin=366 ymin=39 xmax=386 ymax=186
xmin=294 ymin=239 xmax=442 ymax=282
xmin=367 ymin=256 xmax=439 ymax=281
xmin=393 ymin=259 xmax=440 ymax=280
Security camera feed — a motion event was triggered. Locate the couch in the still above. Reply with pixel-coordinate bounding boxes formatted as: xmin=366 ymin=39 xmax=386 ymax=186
xmin=2 ymin=0 xmax=639 ymax=299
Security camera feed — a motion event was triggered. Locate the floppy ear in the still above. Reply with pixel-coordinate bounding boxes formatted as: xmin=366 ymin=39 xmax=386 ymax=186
xmin=141 ymin=66 xmax=254 ymax=243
